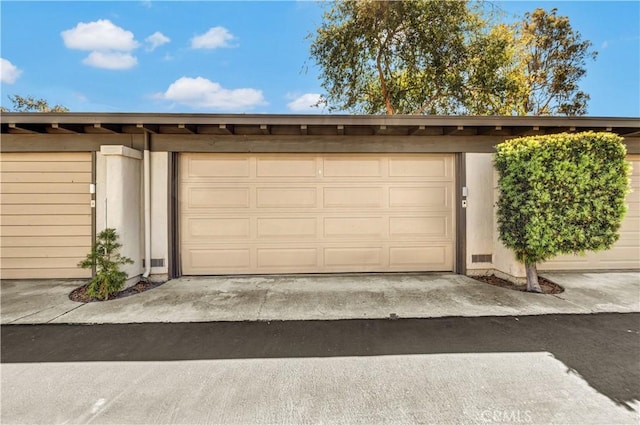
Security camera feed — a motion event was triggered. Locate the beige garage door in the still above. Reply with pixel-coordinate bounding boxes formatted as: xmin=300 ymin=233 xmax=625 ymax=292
xmin=0 ymin=152 xmax=92 ymax=279
xmin=540 ymin=154 xmax=640 ymax=271
xmin=180 ymin=153 xmax=455 ymax=275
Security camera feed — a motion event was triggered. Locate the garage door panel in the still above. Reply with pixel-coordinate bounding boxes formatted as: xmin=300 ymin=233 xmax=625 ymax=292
xmin=186 ymin=158 xmax=250 ymax=178
xmin=388 ymin=157 xmax=452 ymax=178
xmin=257 ymin=218 xmax=317 ymax=239
xmin=323 ymin=187 xmax=383 ymax=208
xmin=324 ymin=247 xmax=383 ymax=267
xmin=180 ymin=153 xmax=455 ymax=275
xmin=185 ymin=217 xmax=250 ymax=239
xmin=187 ymin=187 xmax=250 ymax=208
xmin=390 ymin=216 xmax=451 ymax=238
xmin=324 ymin=217 xmax=384 ymax=239
xmin=389 ymin=246 xmax=451 ymax=269
xmin=323 ymin=158 xmax=382 ymax=177
xmin=0 ymin=152 xmax=92 ymax=279
xmin=389 ymin=186 xmax=452 ymax=208
xmin=257 ymin=157 xmax=317 ymax=177
xmin=188 ymin=249 xmax=251 ymax=270
xmin=257 ymin=248 xmax=318 ymax=268
xmin=256 ymin=187 xmax=317 ymax=208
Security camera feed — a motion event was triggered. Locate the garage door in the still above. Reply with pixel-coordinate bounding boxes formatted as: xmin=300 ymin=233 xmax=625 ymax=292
xmin=540 ymin=154 xmax=640 ymax=271
xmin=180 ymin=153 xmax=455 ymax=275
xmin=0 ymin=152 xmax=92 ymax=279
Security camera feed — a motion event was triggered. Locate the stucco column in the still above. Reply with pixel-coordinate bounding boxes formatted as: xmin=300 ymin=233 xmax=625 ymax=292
xmin=96 ymin=145 xmax=143 ymax=285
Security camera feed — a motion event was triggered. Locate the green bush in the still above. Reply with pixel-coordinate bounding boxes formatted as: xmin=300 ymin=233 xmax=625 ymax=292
xmin=495 ymin=131 xmax=630 ymax=292
xmin=78 ymin=228 xmax=134 ymax=300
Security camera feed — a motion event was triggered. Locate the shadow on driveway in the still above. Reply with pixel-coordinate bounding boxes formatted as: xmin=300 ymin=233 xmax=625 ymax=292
xmin=2 ymin=313 xmax=638 ymax=410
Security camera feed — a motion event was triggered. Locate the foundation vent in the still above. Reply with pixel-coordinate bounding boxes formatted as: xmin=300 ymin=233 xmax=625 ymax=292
xmin=143 ymin=258 xmax=165 ymax=267
xmin=472 ymin=254 xmax=493 ymax=263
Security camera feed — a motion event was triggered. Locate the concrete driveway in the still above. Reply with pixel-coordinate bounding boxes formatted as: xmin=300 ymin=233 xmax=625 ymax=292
xmin=1 ymin=272 xmax=639 ymax=324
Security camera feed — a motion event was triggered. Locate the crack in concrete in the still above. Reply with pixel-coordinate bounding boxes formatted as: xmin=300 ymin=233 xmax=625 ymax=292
xmin=255 ymin=281 xmax=275 ymax=321
xmin=5 ymin=304 xmax=61 ymax=324
xmin=551 ymin=294 xmax=593 ymax=313
xmin=45 ymin=303 xmax=86 ymax=324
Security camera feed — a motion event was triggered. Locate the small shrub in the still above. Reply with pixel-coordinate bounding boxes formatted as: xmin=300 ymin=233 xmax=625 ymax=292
xmin=495 ymin=131 xmax=630 ymax=292
xmin=78 ymin=228 xmax=134 ymax=300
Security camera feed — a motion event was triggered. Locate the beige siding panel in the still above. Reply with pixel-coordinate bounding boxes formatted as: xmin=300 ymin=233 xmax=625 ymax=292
xmin=0 ymin=225 xmax=91 ymax=237
xmin=1 ymin=236 xmax=89 ymax=247
xmin=1 ymin=194 xmax=90 ymax=204
xmin=1 ymin=204 xmax=89 ymax=215
xmin=540 ymin=155 xmax=640 ymax=271
xmin=1 ymin=161 xmax=91 ymax=173
xmin=180 ymin=153 xmax=455 ymax=274
xmin=1 ymin=268 xmax=89 ymax=279
xmin=1 ymin=215 xmax=91 ymax=226
xmin=0 ymin=183 xmax=89 ymax=194
xmin=1 ymin=172 xmax=92 ymax=183
xmin=0 ymin=246 xmax=89 ymax=258
xmin=0 ymin=152 xmax=92 ymax=279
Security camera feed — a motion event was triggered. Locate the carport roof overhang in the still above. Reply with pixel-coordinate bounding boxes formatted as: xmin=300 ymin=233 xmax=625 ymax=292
xmin=2 ymin=113 xmax=639 ymax=135
xmin=1 ymin=113 xmax=639 ymax=154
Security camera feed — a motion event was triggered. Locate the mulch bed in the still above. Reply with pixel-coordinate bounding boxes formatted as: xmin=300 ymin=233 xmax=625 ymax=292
xmin=472 ymin=274 xmax=564 ymax=294
xmin=69 ymin=280 xmax=166 ymax=303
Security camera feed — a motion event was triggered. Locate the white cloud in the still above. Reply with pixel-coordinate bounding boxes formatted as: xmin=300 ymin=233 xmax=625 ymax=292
xmin=191 ymin=27 xmax=235 ymax=49
xmin=157 ymin=76 xmax=266 ymax=110
xmin=287 ymin=93 xmax=324 ymax=112
xmin=61 ymin=19 xmax=138 ymax=51
xmin=145 ymin=31 xmax=170 ymax=51
xmin=601 ymin=41 xmax=609 ymax=49
xmin=61 ymin=19 xmax=139 ymax=70
xmin=82 ymin=51 xmax=138 ymax=70
xmin=0 ymin=58 xmax=22 ymax=84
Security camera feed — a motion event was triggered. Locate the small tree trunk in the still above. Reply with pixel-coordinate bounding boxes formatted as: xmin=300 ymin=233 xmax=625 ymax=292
xmin=525 ymin=261 xmax=543 ymax=293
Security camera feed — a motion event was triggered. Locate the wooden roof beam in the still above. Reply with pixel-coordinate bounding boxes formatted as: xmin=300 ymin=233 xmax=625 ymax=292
xmin=46 ymin=123 xmax=78 ymax=134
xmin=8 ymin=123 xmax=38 ymax=134
xmin=84 ymin=123 xmax=119 ymax=134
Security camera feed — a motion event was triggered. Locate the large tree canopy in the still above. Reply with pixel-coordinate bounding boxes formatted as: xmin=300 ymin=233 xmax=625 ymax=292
xmin=309 ymin=0 xmax=518 ymax=115
xmin=515 ymin=8 xmax=597 ymax=116
xmin=309 ymin=1 xmax=596 ymax=116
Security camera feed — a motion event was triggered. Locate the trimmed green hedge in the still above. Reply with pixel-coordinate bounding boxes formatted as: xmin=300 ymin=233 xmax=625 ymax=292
xmin=495 ymin=131 xmax=630 ymax=265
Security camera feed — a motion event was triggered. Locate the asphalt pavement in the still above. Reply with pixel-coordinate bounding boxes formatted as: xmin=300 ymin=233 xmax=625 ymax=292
xmin=2 ymin=313 xmax=639 ymax=424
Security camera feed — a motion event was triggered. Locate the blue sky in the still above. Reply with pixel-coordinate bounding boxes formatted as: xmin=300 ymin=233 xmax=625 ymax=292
xmin=1 ymin=1 xmax=638 ymax=116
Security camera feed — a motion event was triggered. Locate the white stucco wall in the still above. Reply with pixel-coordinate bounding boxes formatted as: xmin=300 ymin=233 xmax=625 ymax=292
xmin=150 ymin=152 xmax=169 ymax=278
xmin=465 ymin=153 xmax=526 ymax=282
xmin=96 ymin=146 xmax=143 ymax=284
xmin=465 ymin=153 xmax=495 ymax=272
